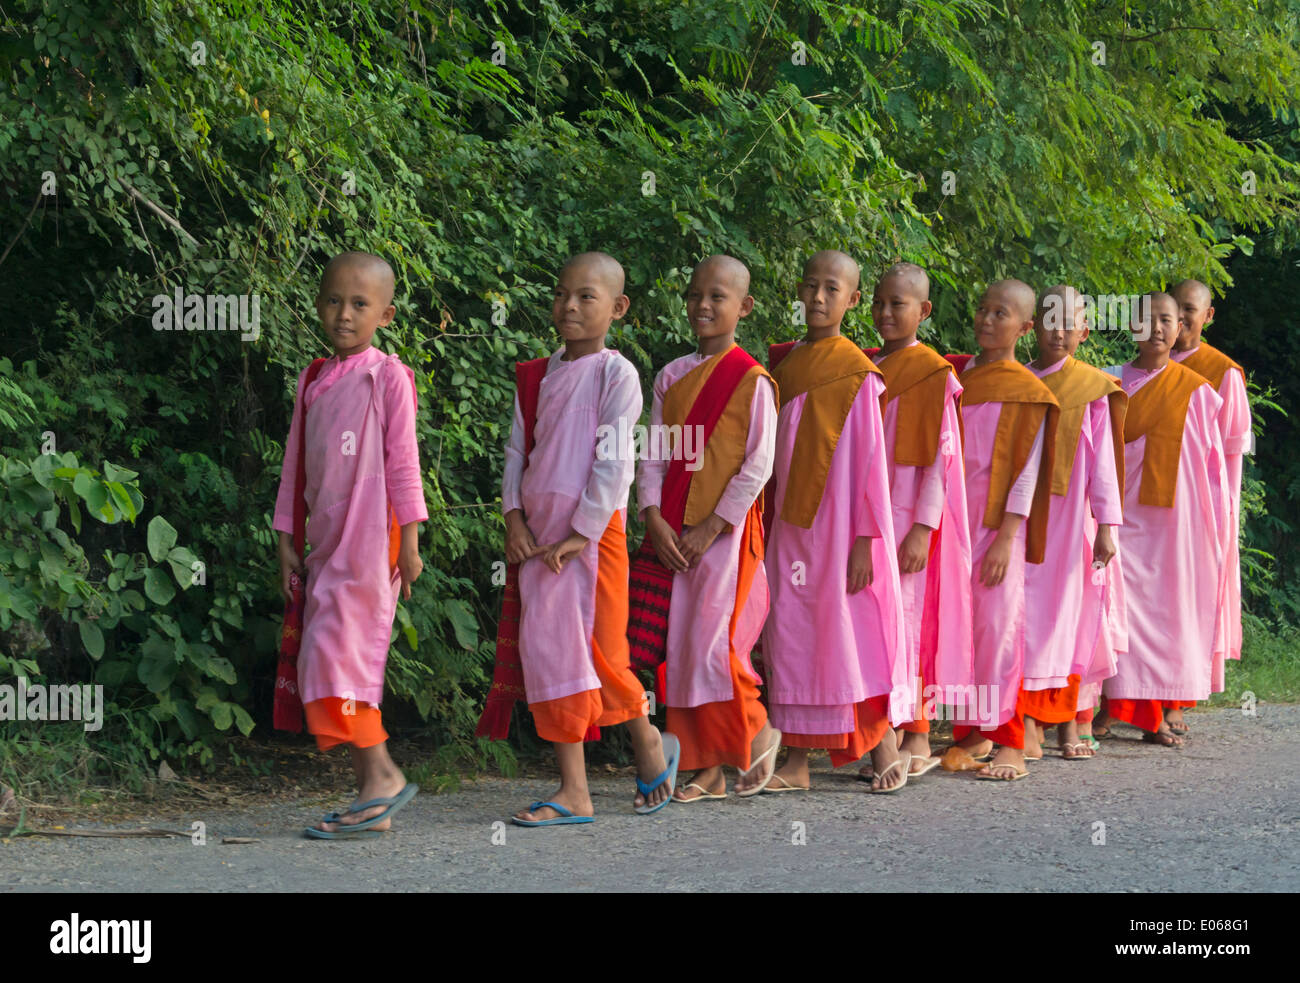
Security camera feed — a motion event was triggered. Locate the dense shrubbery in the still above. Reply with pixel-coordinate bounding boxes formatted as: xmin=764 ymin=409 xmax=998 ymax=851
xmin=1 ymin=0 xmax=1297 ymax=779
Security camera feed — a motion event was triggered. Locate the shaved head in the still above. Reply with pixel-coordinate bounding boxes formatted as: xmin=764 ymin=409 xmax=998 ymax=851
xmin=877 ymin=262 xmax=930 ymax=301
xmin=804 ymin=250 xmax=860 ymax=290
xmin=1147 ymin=290 xmax=1178 ymax=313
xmin=561 ymin=251 xmax=626 ymax=294
xmin=1172 ymin=279 xmax=1213 ymax=307
xmin=321 ymin=251 xmax=396 ymax=306
xmin=986 ymin=278 xmax=1037 ymax=321
xmin=1037 ymin=283 xmax=1084 ymax=327
xmin=692 ymin=254 xmax=751 ymax=293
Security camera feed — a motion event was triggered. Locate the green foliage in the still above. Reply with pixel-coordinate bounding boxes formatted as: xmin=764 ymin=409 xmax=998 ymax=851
xmin=1 ymin=0 xmax=1298 ymax=781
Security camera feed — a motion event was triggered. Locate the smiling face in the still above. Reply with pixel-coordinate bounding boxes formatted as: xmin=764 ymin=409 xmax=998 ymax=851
xmin=797 ymin=251 xmax=861 ymax=336
xmin=686 ymin=255 xmax=753 ymax=345
xmin=551 ymin=253 xmax=629 ymax=350
xmin=1135 ymin=292 xmax=1179 ymax=357
xmin=870 ymin=266 xmax=931 ymax=346
xmin=1171 ymin=279 xmax=1215 ymax=351
xmin=1033 ymin=285 xmax=1089 ymax=364
xmin=974 ymin=279 xmax=1036 ymax=356
xmin=316 ymin=254 xmax=396 ymax=358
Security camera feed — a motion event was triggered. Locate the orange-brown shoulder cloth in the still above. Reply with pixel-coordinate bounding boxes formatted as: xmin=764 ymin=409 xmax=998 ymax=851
xmin=876 ymin=343 xmax=955 ymax=467
xmin=1040 ymin=357 xmax=1127 ymax=501
xmin=770 ymin=336 xmax=881 ymax=529
xmin=661 ymin=344 xmax=776 ymax=528
xmin=1123 ymin=360 xmax=1207 ymax=508
xmin=959 ymin=361 xmax=1060 ymax=564
xmin=1180 ymin=342 xmax=1243 ymax=391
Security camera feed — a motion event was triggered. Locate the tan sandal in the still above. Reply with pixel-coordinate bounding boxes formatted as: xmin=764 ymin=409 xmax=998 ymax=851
xmin=672 ymin=782 xmax=727 ymax=803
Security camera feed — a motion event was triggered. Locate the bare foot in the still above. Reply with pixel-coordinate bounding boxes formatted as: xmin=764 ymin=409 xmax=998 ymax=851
xmin=735 ymin=723 xmax=780 ymax=794
xmin=1142 ymin=723 xmax=1184 ymax=748
xmin=1092 ymin=712 xmax=1113 ymax=738
xmin=514 ymin=787 xmax=595 ymax=823
xmin=955 ymin=733 xmax=994 ymax=759
xmin=1024 ymin=719 xmax=1044 ymax=759
xmin=977 ymin=745 xmax=1027 ymax=781
xmin=630 ymin=725 xmax=670 ymax=810
xmin=1164 ymin=707 xmax=1189 ymax=735
xmin=674 ymin=767 xmax=725 ymax=802
xmin=770 ymin=748 xmax=811 ymax=791
xmin=1058 ymin=719 xmax=1094 ymax=758
xmin=899 ymin=731 xmax=933 ymax=774
xmin=316 ymin=770 xmax=407 ymax=833
xmin=869 ymin=741 xmax=911 ymax=792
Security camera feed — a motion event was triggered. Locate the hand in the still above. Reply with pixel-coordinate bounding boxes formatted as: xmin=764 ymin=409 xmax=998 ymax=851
xmin=397 ymin=545 xmax=423 ymax=600
xmin=979 ymin=534 xmax=1014 ymax=587
xmin=847 ymin=536 xmax=874 ymax=594
xmin=898 ymin=523 xmax=932 ymax=575
xmin=644 ymin=509 xmax=689 ymax=572
xmin=1092 ymin=525 xmax=1116 ymax=567
xmin=504 ymin=509 xmax=543 ymax=565
xmin=678 ymin=514 xmax=728 ymax=567
xmin=278 ymin=535 xmax=305 ymax=604
xmin=543 ymin=532 xmax=590 ymax=574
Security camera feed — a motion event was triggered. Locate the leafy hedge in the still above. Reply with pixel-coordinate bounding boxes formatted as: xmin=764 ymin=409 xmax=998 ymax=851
xmin=1 ymin=0 xmax=1297 ymax=772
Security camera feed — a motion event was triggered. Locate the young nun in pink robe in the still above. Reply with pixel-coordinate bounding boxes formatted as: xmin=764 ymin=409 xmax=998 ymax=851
xmin=762 ymin=250 xmax=911 ymax=795
xmin=1022 ymin=285 xmax=1126 ymax=761
xmin=862 ymin=263 xmax=972 ymax=781
xmin=1167 ymin=279 xmax=1250 ymax=735
xmin=501 ymin=252 xmax=676 ymax=826
xmin=944 ymin=280 xmax=1059 ymax=783
xmin=1098 ymin=293 xmax=1231 ymax=747
xmin=275 ymin=252 xmax=427 ymax=838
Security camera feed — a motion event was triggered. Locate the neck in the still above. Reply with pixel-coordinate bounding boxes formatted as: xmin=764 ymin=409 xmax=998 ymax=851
xmin=334 ymin=342 xmax=371 ymax=360
xmin=974 ymin=345 xmax=1018 ymax=365
xmin=697 ymin=333 xmax=735 ymax=357
xmin=1133 ymin=349 xmax=1170 ymax=371
xmin=880 ymin=334 xmax=916 ymax=356
xmin=1173 ymin=328 xmax=1203 ymax=353
xmin=805 ymin=323 xmax=843 ymax=342
xmin=1028 ymin=352 xmax=1070 ymax=370
xmin=562 ymin=336 xmax=606 ymax=361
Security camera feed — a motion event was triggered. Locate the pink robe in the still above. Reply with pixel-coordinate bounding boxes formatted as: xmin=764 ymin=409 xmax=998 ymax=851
xmin=1172 ymin=346 xmax=1249 ymax=662
xmin=956 ymin=359 xmax=1045 ymax=729
xmin=636 ymin=353 xmax=776 ymax=707
xmin=273 ymin=345 xmax=428 ymax=706
xmin=1023 ymin=358 xmax=1125 ymax=693
xmin=501 ymin=348 xmax=641 ymax=704
xmin=1103 ymin=363 xmax=1230 ymax=701
xmin=762 ymin=366 xmax=910 ymax=731
xmin=872 ymin=345 xmax=973 ymax=699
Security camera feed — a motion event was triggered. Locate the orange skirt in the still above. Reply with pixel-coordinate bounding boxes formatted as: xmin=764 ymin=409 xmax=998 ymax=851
xmin=783 ymin=695 xmax=892 ymax=769
xmin=529 ymin=512 xmax=647 ymax=744
xmin=1101 ymin=696 xmax=1163 ymax=733
xmin=305 ymin=697 xmax=388 ymax=751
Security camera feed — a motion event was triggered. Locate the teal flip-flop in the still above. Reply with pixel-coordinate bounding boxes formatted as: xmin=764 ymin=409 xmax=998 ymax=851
xmin=303 ymin=825 xmax=384 ymax=840
xmin=634 ymin=732 xmax=680 ymax=815
xmin=510 ymin=801 xmax=595 ymax=827
xmin=311 ymin=783 xmax=419 ymax=835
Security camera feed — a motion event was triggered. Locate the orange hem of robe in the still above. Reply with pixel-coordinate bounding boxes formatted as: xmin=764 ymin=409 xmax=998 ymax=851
xmin=1100 ymin=696 xmax=1163 ymax=733
xmin=305 ymin=697 xmax=388 ymax=751
xmin=528 ymin=512 xmax=646 ymax=744
xmin=783 ymin=695 xmax=891 ymax=768
xmin=1022 ymin=675 xmax=1081 ymax=725
xmin=900 ymin=670 xmax=930 ymax=733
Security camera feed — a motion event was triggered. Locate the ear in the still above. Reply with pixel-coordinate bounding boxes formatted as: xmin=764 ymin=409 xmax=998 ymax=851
xmin=1018 ymin=317 xmax=1035 ymax=338
xmin=1204 ymin=304 xmax=1215 ymax=327
xmin=612 ymin=293 xmax=631 ymax=319
xmin=919 ymin=299 xmax=933 ymax=321
xmin=379 ymin=303 xmax=397 ymax=327
xmin=1078 ymin=323 xmax=1091 ymax=344
xmin=738 ymin=294 xmax=755 ymax=318
xmin=846 ymin=288 xmax=862 ymax=310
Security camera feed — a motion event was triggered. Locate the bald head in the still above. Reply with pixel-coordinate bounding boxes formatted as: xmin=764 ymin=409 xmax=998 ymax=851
xmin=561 ymin=251 xmax=626 ymax=294
xmin=985 ymin=278 xmax=1037 ymax=321
xmin=321 ymin=251 xmax=395 ymax=307
xmin=1037 ymin=284 xmax=1084 ymax=331
xmin=1172 ymin=279 xmax=1212 ymax=308
xmin=804 ymin=250 xmax=860 ymax=291
xmin=877 ymin=262 xmax=930 ymax=302
xmin=692 ymin=254 xmax=751 ymax=294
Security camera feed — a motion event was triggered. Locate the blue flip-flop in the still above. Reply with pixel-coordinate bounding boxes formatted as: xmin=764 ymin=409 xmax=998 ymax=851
xmin=510 ymin=801 xmax=595 ymax=827
xmin=634 ymin=732 xmax=680 ymax=815
xmin=303 ymin=825 xmax=384 ymax=840
xmin=310 ymin=783 xmax=419 ymax=835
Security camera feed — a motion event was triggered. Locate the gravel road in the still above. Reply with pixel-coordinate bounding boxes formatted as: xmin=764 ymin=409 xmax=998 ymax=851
xmin=4 ymin=705 xmax=1297 ymax=892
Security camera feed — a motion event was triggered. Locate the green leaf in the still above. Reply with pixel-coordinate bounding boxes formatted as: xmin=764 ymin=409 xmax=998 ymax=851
xmin=210 ymin=701 xmax=233 ymax=731
xmin=443 ymin=598 xmax=478 ymax=650
xmin=143 ymin=567 xmax=176 ymax=605
xmin=102 ymin=460 xmax=140 ymax=483
xmin=232 ymin=704 xmax=255 ymax=736
xmin=79 ymin=620 xmax=105 ymax=660
xmin=137 ymin=634 xmax=177 ymax=693
xmin=166 ymin=546 xmax=200 ymax=587
xmin=147 ymin=516 xmax=178 ymax=562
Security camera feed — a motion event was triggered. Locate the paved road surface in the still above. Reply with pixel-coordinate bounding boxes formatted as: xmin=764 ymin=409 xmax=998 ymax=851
xmin=4 ymin=706 xmax=1297 ymax=892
